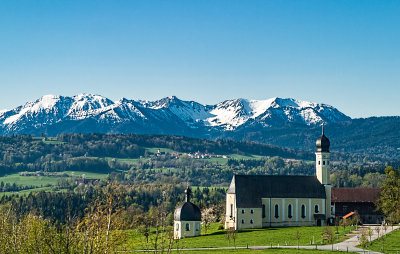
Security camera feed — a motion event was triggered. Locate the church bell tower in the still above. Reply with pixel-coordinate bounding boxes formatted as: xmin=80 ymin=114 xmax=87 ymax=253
xmin=315 ymin=123 xmax=330 ymax=185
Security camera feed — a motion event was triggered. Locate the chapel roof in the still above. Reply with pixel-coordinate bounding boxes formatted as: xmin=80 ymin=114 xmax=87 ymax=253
xmin=174 ymin=186 xmax=201 ymax=221
xmin=227 ymin=175 xmax=326 ymax=208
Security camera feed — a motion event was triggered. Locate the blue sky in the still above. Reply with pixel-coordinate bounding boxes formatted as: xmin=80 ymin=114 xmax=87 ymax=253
xmin=0 ymin=1 xmax=399 ymax=117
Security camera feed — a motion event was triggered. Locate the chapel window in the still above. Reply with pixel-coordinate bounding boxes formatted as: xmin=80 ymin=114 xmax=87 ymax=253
xmin=250 ymin=219 xmax=254 ymax=224
xmin=318 ymin=161 xmax=321 ymax=165
xmin=176 ymin=223 xmax=179 ymax=231
xmin=323 ymin=161 xmax=326 ymax=165
xmin=274 ymin=204 xmax=279 ymax=218
xmin=185 ymin=223 xmax=190 ymax=231
xmin=196 ymin=223 xmax=200 ymax=231
xmin=230 ymin=204 xmax=233 ymax=217
xmin=242 ymin=209 xmax=245 ymax=214
xmin=250 ymin=209 xmax=254 ymax=214
xmin=241 ymin=219 xmax=245 ymax=224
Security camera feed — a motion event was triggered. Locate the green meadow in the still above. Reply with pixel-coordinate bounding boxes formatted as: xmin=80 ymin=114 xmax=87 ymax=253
xmin=361 ymin=228 xmax=400 ymax=253
xmin=125 ymin=223 xmax=355 ymax=250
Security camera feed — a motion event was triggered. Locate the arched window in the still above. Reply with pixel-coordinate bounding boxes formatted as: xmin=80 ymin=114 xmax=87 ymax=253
xmin=196 ymin=223 xmax=200 ymax=231
xmin=250 ymin=209 xmax=254 ymax=214
xmin=301 ymin=205 xmax=306 ymax=218
xmin=241 ymin=219 xmax=245 ymax=224
xmin=288 ymin=204 xmax=292 ymax=218
xmin=315 ymin=205 xmax=319 ymax=213
xmin=323 ymin=161 xmax=326 ymax=165
xmin=250 ymin=219 xmax=254 ymax=224
xmin=262 ymin=204 xmax=266 ymax=218
xmin=318 ymin=161 xmax=321 ymax=165
xmin=176 ymin=223 xmax=179 ymax=231
xmin=185 ymin=223 xmax=190 ymax=231
xmin=274 ymin=204 xmax=279 ymax=218
xmin=242 ymin=209 xmax=245 ymax=214
xmin=230 ymin=204 xmax=233 ymax=217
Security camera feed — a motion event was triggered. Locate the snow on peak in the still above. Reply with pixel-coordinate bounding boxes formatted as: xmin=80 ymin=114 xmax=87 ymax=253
xmin=0 ymin=94 xmax=351 ymax=134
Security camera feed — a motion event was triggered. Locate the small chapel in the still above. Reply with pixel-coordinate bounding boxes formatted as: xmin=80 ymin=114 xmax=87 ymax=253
xmin=225 ymin=126 xmax=332 ymax=229
xmin=174 ymin=186 xmax=202 ymax=239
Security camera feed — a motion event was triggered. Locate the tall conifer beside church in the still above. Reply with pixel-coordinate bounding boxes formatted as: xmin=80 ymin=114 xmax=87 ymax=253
xmin=225 ymin=126 xmax=332 ymax=229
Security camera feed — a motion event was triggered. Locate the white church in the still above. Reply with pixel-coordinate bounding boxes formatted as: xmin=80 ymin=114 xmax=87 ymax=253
xmin=225 ymin=126 xmax=332 ymax=229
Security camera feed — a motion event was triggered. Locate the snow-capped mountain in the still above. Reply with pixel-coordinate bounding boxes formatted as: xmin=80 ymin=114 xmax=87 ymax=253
xmin=0 ymin=94 xmax=351 ymax=136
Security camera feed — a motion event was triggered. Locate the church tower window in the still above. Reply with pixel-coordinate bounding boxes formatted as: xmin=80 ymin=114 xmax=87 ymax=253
xmin=274 ymin=204 xmax=279 ymax=218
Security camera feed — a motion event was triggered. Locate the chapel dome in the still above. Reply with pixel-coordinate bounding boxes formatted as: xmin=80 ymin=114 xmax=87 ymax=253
xmin=174 ymin=186 xmax=201 ymax=221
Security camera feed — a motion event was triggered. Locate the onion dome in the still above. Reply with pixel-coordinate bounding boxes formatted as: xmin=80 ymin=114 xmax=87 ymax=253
xmin=316 ymin=123 xmax=330 ymax=152
xmin=174 ymin=186 xmax=201 ymax=221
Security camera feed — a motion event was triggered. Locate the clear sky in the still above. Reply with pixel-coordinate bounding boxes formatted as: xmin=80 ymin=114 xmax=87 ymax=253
xmin=0 ymin=1 xmax=399 ymax=118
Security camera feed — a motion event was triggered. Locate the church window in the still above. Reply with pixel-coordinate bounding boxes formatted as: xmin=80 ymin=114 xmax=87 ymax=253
xmin=250 ymin=219 xmax=254 ymax=224
xmin=242 ymin=209 xmax=245 ymax=214
xmin=323 ymin=161 xmax=326 ymax=165
xmin=250 ymin=209 xmax=254 ymax=214
xmin=185 ymin=223 xmax=190 ymax=231
xmin=315 ymin=205 xmax=319 ymax=213
xmin=241 ymin=219 xmax=245 ymax=224
xmin=318 ymin=161 xmax=320 ymax=165
xmin=301 ymin=205 xmax=306 ymax=218
xmin=288 ymin=204 xmax=292 ymax=218
xmin=274 ymin=204 xmax=279 ymax=218
xmin=262 ymin=204 xmax=266 ymax=218
xmin=230 ymin=204 xmax=233 ymax=217
xmin=196 ymin=223 xmax=200 ymax=231
xmin=176 ymin=223 xmax=179 ymax=231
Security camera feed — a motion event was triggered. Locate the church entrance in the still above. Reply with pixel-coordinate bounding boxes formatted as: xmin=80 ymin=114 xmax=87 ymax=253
xmin=317 ymin=219 xmax=322 ymax=226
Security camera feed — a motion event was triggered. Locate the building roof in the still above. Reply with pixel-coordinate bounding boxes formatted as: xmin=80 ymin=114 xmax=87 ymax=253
xmin=343 ymin=211 xmax=355 ymax=219
xmin=174 ymin=202 xmax=201 ymax=221
xmin=331 ymin=188 xmax=381 ymax=203
xmin=174 ymin=186 xmax=201 ymax=221
xmin=227 ymin=175 xmax=326 ymax=208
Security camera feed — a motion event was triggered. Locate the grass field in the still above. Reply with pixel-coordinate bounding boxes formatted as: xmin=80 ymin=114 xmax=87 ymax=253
xmin=126 ymin=223 xmax=355 ymax=250
xmin=0 ymin=170 xmax=109 ymax=196
xmin=362 ymin=228 xmax=400 ymax=253
xmin=0 ymin=173 xmax=60 ymax=187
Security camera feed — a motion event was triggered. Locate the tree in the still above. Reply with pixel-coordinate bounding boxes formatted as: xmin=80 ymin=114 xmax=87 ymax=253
xmin=201 ymin=206 xmax=217 ymax=235
xmin=358 ymin=229 xmax=369 ymax=248
xmin=367 ymin=226 xmax=373 ymax=242
xmin=377 ymin=166 xmax=400 ymax=223
xmin=322 ymin=226 xmax=334 ymax=250
xmin=295 ymin=230 xmax=301 ymax=249
xmin=226 ymin=227 xmax=237 ymax=248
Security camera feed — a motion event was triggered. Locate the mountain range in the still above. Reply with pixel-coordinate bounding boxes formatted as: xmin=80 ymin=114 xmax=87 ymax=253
xmin=1 ymin=94 xmax=399 ymax=159
xmin=0 ymin=94 xmax=350 ymax=134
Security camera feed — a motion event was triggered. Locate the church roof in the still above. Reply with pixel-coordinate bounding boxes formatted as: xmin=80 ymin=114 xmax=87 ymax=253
xmin=331 ymin=188 xmax=381 ymax=203
xmin=174 ymin=202 xmax=201 ymax=221
xmin=227 ymin=175 xmax=326 ymax=208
